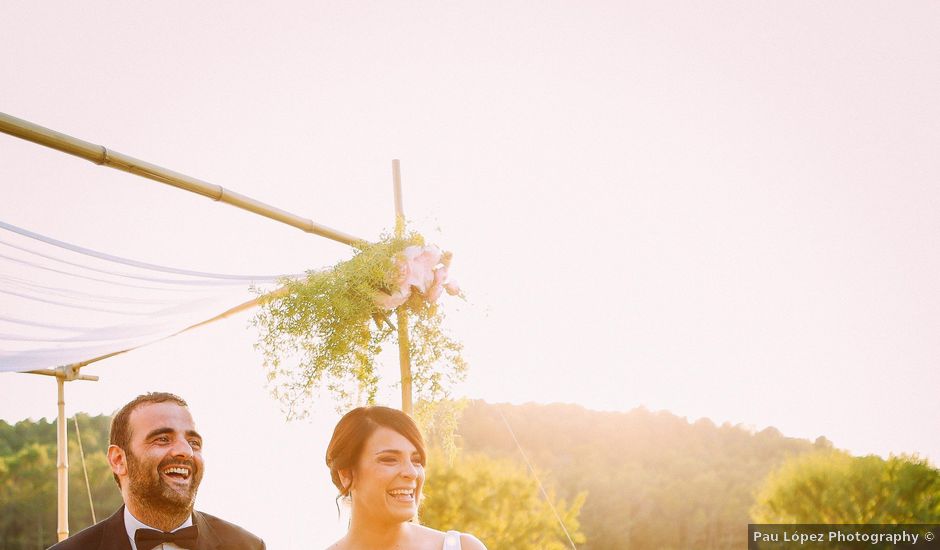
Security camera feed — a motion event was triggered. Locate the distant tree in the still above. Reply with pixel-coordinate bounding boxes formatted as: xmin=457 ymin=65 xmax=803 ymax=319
xmin=752 ymin=451 xmax=940 ymax=523
xmin=0 ymin=415 xmax=121 ymax=550
xmin=0 ymin=443 xmax=57 ymax=549
xmin=66 ymin=423 xmax=123 ymax=530
xmin=420 ymin=451 xmax=586 ymax=550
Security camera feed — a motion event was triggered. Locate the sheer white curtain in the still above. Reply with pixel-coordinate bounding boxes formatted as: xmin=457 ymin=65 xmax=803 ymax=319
xmin=0 ymin=221 xmax=295 ymax=372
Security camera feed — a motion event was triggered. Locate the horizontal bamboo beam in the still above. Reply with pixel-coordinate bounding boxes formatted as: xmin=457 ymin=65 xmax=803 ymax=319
xmin=0 ymin=112 xmax=366 ymax=248
xmin=25 ymin=368 xmax=99 ymax=381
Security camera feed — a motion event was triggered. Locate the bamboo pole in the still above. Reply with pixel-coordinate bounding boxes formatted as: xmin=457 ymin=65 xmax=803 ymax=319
xmin=0 ymin=112 xmax=366 ymax=247
xmin=392 ymin=159 xmax=413 ymax=416
xmin=56 ymin=376 xmax=68 ymax=542
xmin=29 ymin=367 xmax=98 ymax=541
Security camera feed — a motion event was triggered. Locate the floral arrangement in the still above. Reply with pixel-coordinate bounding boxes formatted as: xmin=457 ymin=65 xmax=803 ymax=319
xmin=253 ymin=231 xmax=467 ymax=418
xmin=372 ymin=243 xmax=461 ymax=310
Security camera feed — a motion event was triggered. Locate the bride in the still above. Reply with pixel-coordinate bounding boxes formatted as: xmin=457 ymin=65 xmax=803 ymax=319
xmin=325 ymin=406 xmax=487 ymax=550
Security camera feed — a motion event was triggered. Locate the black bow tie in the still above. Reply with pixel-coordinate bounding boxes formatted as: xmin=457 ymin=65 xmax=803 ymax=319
xmin=134 ymin=525 xmax=199 ymax=550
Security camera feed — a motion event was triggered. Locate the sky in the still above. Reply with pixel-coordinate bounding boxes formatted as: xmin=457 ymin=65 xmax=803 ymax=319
xmin=1 ymin=2 xmax=939 ymax=547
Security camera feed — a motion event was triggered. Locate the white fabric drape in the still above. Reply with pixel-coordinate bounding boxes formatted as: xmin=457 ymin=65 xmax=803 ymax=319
xmin=0 ymin=221 xmax=295 ymax=373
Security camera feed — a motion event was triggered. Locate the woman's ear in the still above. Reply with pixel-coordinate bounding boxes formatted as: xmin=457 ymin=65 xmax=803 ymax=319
xmin=339 ymin=468 xmax=353 ymax=492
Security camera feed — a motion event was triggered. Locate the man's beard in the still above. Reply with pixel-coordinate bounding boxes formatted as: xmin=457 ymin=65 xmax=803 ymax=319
xmin=125 ymin=450 xmax=202 ymax=516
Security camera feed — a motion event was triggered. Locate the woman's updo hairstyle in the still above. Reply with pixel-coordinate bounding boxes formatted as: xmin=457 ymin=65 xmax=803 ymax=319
xmin=325 ymin=406 xmax=427 ymax=496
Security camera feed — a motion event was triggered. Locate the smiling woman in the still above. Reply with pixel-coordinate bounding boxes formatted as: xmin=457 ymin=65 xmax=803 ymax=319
xmin=324 ymin=406 xmax=487 ymax=550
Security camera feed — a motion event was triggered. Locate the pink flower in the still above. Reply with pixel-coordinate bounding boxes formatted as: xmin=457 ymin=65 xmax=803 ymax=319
xmin=425 ymin=252 xmax=462 ymax=302
xmin=389 ymin=254 xmax=411 ymax=288
xmin=426 ymin=265 xmax=447 ymax=303
xmin=402 ymin=245 xmax=442 ymax=293
xmin=373 ymin=244 xmax=460 ymax=309
xmin=373 ymin=288 xmax=411 ymax=310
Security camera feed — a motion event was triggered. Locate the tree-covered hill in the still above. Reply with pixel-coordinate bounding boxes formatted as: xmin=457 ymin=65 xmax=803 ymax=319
xmin=0 ymin=414 xmax=121 ymax=550
xmin=454 ymin=401 xmax=825 ymax=550
xmin=0 ymin=403 xmax=864 ymax=550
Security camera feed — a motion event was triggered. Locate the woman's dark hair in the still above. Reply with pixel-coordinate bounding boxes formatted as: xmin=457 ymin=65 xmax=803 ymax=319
xmin=325 ymin=406 xmax=427 ymax=496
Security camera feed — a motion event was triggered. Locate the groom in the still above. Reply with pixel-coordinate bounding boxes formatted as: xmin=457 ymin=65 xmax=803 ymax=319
xmin=49 ymin=392 xmax=265 ymax=550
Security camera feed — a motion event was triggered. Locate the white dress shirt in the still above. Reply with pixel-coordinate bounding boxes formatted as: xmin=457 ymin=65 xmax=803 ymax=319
xmin=123 ymin=506 xmax=194 ymax=550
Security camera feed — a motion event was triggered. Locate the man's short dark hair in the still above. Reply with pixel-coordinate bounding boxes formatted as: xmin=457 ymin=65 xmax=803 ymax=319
xmin=109 ymin=392 xmax=188 ymax=486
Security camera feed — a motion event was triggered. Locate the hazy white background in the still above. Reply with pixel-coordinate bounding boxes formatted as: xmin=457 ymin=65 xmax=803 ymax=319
xmin=2 ymin=2 xmax=938 ymax=547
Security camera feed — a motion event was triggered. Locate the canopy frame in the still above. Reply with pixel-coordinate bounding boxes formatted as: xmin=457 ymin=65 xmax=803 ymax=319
xmin=1 ymin=111 xmax=417 ymax=541
xmin=0 ymin=112 xmax=365 ymax=247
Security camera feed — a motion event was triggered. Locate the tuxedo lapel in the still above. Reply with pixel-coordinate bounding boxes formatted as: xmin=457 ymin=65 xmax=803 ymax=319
xmin=66 ymin=507 xmax=257 ymax=550
xmin=98 ymin=506 xmax=132 ymax=550
xmin=191 ymin=511 xmax=221 ymax=550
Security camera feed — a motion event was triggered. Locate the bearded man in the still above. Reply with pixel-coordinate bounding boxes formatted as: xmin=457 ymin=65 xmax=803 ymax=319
xmin=48 ymin=392 xmax=265 ymax=550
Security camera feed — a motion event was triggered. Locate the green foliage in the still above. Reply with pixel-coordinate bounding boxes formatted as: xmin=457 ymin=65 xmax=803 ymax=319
xmin=415 ymin=399 xmax=468 ymax=463
xmin=253 ymin=232 xmax=467 ymax=418
xmin=0 ymin=443 xmax=56 ymax=549
xmin=752 ymin=450 xmax=940 ymax=523
xmin=0 ymin=414 xmax=122 ymax=550
xmin=420 ymin=451 xmax=586 ymax=550
xmin=455 ymin=401 xmax=820 ymax=550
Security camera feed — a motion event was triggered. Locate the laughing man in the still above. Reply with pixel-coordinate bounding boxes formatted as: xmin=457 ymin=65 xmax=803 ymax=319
xmin=49 ymin=392 xmax=265 ymax=550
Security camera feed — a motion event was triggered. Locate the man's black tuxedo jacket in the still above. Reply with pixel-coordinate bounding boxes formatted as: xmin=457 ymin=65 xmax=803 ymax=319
xmin=46 ymin=506 xmax=265 ymax=550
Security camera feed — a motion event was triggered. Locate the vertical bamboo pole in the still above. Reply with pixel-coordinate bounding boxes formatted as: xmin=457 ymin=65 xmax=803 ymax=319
xmin=56 ymin=376 xmax=69 ymax=541
xmin=393 ymin=159 xmax=413 ymax=416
